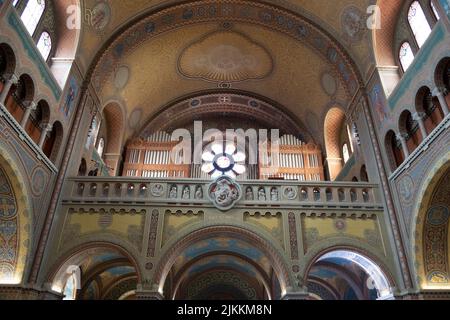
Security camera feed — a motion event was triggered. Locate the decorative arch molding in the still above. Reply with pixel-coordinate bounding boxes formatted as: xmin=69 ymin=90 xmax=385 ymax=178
xmin=175 ymin=267 xmax=262 ymax=300
xmin=302 ymin=243 xmax=397 ymax=291
xmin=170 ymin=251 xmax=273 ymax=300
xmin=412 ymin=153 xmax=450 ymax=289
xmin=137 ymin=90 xmax=315 ymax=143
xmin=311 ymin=260 xmax=366 ymax=300
xmin=45 ymin=240 xmax=144 ymax=291
xmin=153 ymin=223 xmax=294 ymax=297
xmin=307 ymin=276 xmax=340 ymax=300
xmin=88 ymin=0 xmax=362 ymax=99
xmin=0 ymin=149 xmax=32 ymax=285
xmin=372 ymin=0 xmax=406 ymax=67
xmin=101 ymin=275 xmax=138 ymax=300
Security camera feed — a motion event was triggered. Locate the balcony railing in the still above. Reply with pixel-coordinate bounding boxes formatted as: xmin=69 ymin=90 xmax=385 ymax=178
xmin=0 ymin=102 xmax=57 ymax=173
xmin=63 ymin=177 xmax=384 ymax=210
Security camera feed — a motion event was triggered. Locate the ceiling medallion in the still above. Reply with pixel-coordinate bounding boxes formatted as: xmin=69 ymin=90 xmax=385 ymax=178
xmin=207 ymin=176 xmax=242 ymax=211
xmin=341 ymin=6 xmax=365 ymax=43
xmin=178 ymin=30 xmax=273 ymax=83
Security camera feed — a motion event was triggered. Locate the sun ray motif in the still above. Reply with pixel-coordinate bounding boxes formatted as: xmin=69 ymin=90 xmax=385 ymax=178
xmin=201 ymin=141 xmax=246 ymax=179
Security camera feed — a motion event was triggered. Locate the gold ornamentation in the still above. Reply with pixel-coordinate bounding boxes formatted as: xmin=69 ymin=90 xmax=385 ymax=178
xmin=178 ymin=31 xmax=273 ymax=83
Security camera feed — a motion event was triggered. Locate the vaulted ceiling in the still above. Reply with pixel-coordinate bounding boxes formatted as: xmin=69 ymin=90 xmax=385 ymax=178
xmin=77 ymin=0 xmax=379 ymax=144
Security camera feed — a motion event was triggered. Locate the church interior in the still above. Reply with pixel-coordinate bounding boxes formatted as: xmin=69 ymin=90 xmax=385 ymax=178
xmin=0 ymin=0 xmax=449 ymax=300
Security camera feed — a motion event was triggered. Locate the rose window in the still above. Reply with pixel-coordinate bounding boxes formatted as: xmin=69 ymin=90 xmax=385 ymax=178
xmin=201 ymin=141 xmax=246 ymax=179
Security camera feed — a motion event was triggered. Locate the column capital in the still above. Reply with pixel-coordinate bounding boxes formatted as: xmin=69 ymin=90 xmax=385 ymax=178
xmin=24 ymin=101 xmax=37 ymax=110
xmin=396 ymin=132 xmax=408 ymax=141
xmin=3 ymin=73 xmax=19 ymax=84
xmin=432 ymin=86 xmax=448 ymax=97
xmin=41 ymin=123 xmax=53 ymax=132
xmin=412 ymin=112 xmax=426 ymax=121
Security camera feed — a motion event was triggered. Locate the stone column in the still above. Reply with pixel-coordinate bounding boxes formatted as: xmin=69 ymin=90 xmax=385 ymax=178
xmin=432 ymin=87 xmax=449 ymax=116
xmin=396 ymin=133 xmax=410 ymax=159
xmin=38 ymin=123 xmax=52 ymax=148
xmin=20 ymin=101 xmax=37 ymax=128
xmin=413 ymin=112 xmax=428 ymax=138
xmin=0 ymin=74 xmax=19 ymax=105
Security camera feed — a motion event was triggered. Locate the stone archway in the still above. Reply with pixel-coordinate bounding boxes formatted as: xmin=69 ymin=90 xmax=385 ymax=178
xmin=413 ymin=157 xmax=450 ymax=290
xmin=48 ymin=242 xmax=141 ymax=300
xmin=305 ymin=249 xmax=394 ymax=300
xmin=0 ymin=152 xmax=32 ymax=285
xmin=153 ymin=225 xmax=293 ymax=300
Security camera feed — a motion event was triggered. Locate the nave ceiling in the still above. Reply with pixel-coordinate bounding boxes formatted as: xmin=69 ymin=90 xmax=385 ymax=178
xmin=74 ymin=0 xmax=381 ymax=144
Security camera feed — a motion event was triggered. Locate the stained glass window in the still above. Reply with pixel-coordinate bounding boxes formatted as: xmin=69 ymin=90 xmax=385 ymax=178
xmin=408 ymin=1 xmax=432 ymax=48
xmin=37 ymin=32 xmax=52 ymax=60
xmin=399 ymin=42 xmax=415 ymax=72
xmin=20 ymin=0 xmax=45 ymax=35
xmin=202 ymin=141 xmax=246 ymax=179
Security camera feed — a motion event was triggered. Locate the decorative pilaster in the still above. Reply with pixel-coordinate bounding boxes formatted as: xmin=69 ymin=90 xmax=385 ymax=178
xmin=412 ymin=112 xmax=428 ymax=138
xmin=396 ymin=133 xmax=410 ymax=158
xmin=38 ymin=123 xmax=53 ymax=148
xmin=432 ymin=87 xmax=449 ymax=116
xmin=20 ymin=101 xmax=37 ymax=127
xmin=0 ymin=74 xmax=19 ymax=105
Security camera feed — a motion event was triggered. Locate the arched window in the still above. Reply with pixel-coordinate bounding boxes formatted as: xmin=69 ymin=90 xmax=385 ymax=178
xmin=63 ymin=273 xmax=77 ymax=300
xmin=85 ymin=116 xmax=99 ymax=150
xmin=408 ymin=1 xmax=432 ymax=48
xmin=399 ymin=42 xmax=415 ymax=72
xmin=431 ymin=1 xmax=440 ymax=20
xmin=63 ymin=266 xmax=80 ymax=300
xmin=97 ymin=138 xmax=105 ymax=158
xmin=342 ymin=143 xmax=350 ymax=164
xmin=20 ymin=0 xmax=46 ymax=36
xmin=36 ymin=32 xmax=52 ymax=61
xmin=346 ymin=125 xmax=354 ymax=153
